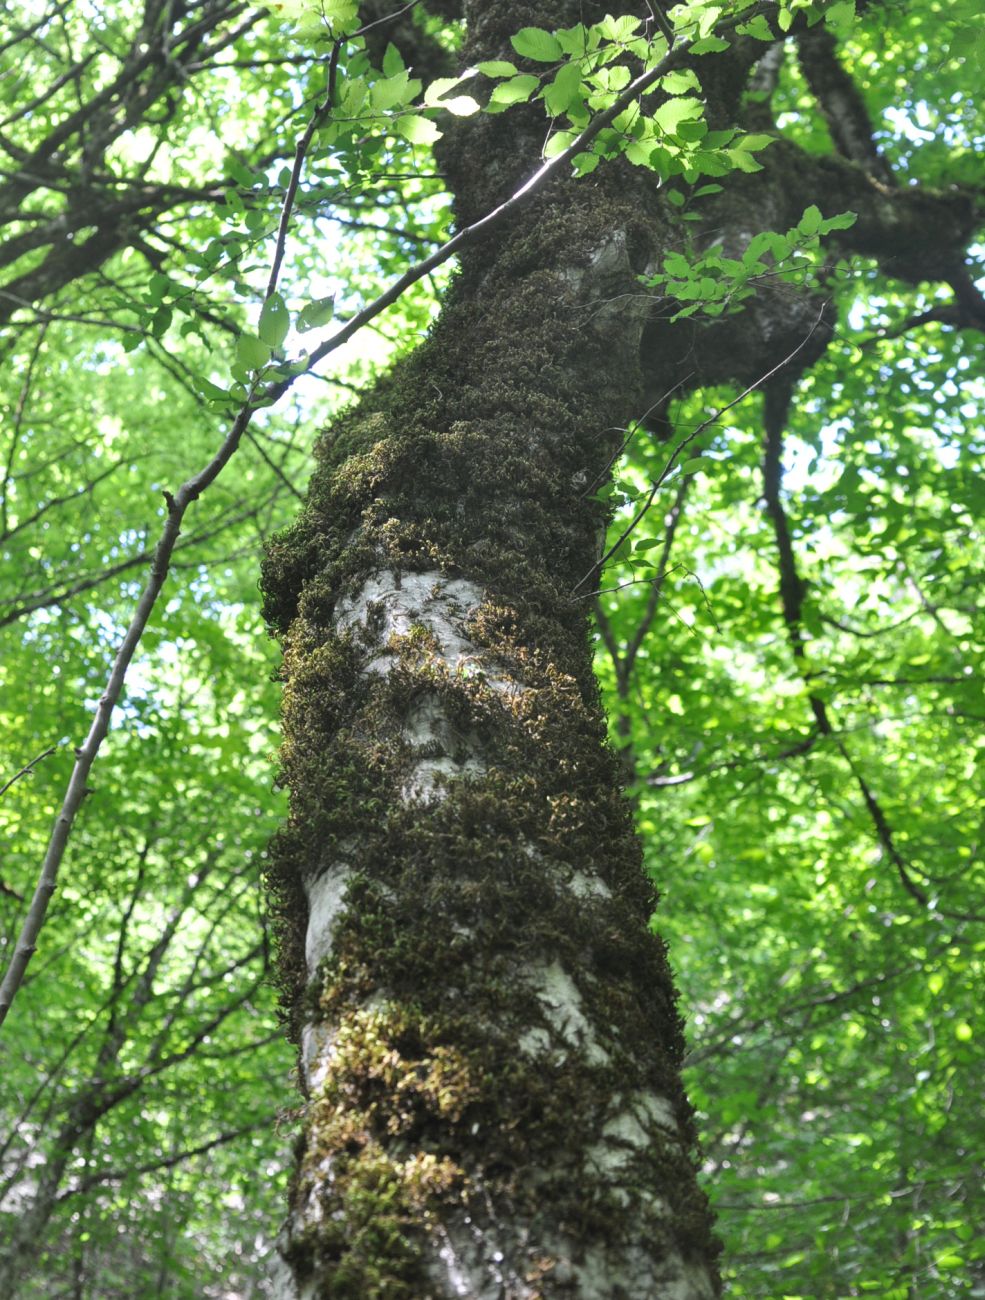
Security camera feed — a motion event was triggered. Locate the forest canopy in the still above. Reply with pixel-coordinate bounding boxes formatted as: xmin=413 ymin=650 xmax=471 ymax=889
xmin=0 ymin=0 xmax=982 ymax=1296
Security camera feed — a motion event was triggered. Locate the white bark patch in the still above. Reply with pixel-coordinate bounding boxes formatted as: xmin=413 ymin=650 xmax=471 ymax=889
xmin=335 ymin=570 xmax=481 ymax=672
xmin=562 ymin=231 xmax=654 ymax=335
xmin=429 ymin=1217 xmax=525 ymax=1300
xmin=606 ymin=1091 xmax=680 ymax=1141
xmin=300 ymin=1020 xmax=335 ymax=1094
xmin=567 ymin=869 xmax=612 ymax=900
xmin=649 ymin=1260 xmax=720 ymax=1300
xmin=589 ymin=228 xmax=631 ymax=277
xmin=335 ymin=569 xmax=526 ymax=699
xmin=304 ymin=866 xmax=354 ymax=974
xmin=267 ymin=1245 xmax=305 ymax=1300
xmin=436 ymin=1239 xmax=475 ymax=1297
xmin=587 ymin=1091 xmax=683 ymax=1183
xmin=334 ymin=569 xmax=529 ymax=802
xmin=518 ymin=960 xmax=610 ymax=1065
xmin=567 ymin=1245 xmax=719 ymax=1300
xmin=400 ymin=695 xmax=484 ymax=804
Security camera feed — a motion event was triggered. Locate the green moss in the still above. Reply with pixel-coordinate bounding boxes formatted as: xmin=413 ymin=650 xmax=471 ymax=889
xmin=289 ymin=1005 xmax=474 ymax=1297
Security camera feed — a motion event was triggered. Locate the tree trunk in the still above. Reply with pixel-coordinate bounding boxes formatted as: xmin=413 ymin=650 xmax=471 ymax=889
xmin=260 ymin=9 xmax=721 ymax=1298
xmin=262 ymin=196 xmax=718 ymax=1300
xmin=259 ymin=3 xmax=980 ymax=1296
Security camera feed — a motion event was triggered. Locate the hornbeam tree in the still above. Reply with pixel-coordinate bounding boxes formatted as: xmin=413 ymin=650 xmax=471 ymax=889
xmin=0 ymin=0 xmax=982 ymax=1296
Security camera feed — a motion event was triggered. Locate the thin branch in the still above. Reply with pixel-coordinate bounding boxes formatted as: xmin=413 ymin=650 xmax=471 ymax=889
xmin=572 ymin=310 xmax=828 ymax=596
xmin=797 ymin=26 xmax=895 ymax=186
xmin=0 ymin=459 xmax=127 ymax=545
xmin=55 ymin=1121 xmax=272 ymax=1201
xmin=0 ymin=747 xmax=56 ymax=802
xmin=580 ymin=374 xmax=694 ymax=502
xmin=761 ymin=381 xmax=936 ymax=911
xmin=622 ymin=472 xmax=693 ymax=681
xmin=1 ymin=321 xmax=49 ymax=535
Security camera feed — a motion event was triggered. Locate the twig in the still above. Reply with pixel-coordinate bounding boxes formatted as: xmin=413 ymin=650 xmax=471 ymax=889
xmin=571 ymin=309 xmax=828 ymax=595
xmin=761 ymin=380 xmax=934 ymax=910
xmin=0 ymin=746 xmax=56 ymax=801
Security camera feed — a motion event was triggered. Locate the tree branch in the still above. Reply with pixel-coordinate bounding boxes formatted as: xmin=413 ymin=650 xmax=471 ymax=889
xmin=761 ymin=381 xmax=932 ymax=909
xmin=797 ymin=26 xmax=895 ymax=186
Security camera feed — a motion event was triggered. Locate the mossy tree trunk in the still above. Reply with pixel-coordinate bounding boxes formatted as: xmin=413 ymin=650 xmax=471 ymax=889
xmin=259 ymin=3 xmax=979 ymax=1297
xmin=261 ymin=184 xmax=720 ymax=1300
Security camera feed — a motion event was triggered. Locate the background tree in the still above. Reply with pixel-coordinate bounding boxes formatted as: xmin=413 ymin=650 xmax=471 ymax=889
xmin=0 ymin=0 xmax=982 ymax=1296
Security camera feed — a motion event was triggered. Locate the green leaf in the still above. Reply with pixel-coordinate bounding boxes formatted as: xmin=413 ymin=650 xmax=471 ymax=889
xmin=147 ymin=272 xmax=172 ymax=303
xmin=555 ymin=23 xmax=588 ymax=55
xmin=489 ymin=74 xmax=540 ymax=108
xmin=423 ymin=73 xmax=476 ymax=107
xmin=597 ymin=14 xmax=641 ymax=41
xmin=236 ymin=333 xmax=272 ymax=369
xmin=725 ymin=148 xmax=764 ymax=172
xmin=320 ymin=0 xmax=358 ymax=33
xmin=825 ymin=1 xmax=856 ymax=34
xmin=396 ymin=113 xmax=442 ymax=145
xmin=197 ymin=377 xmax=232 ymax=402
xmin=543 ymin=130 xmax=576 ymax=159
xmin=681 ymin=456 xmax=717 ymax=473
xmin=477 ymin=60 xmax=518 ymax=77
xmin=697 ymin=4 xmax=723 ymax=38
xmin=439 ymin=95 xmax=480 ymax=116
xmin=736 ymin=13 xmax=774 ymax=39
xmin=689 ymin=34 xmax=730 ymax=53
xmin=654 ymin=97 xmax=704 ymax=136
xmin=371 ymin=71 xmax=414 ymax=111
xmin=735 ymin=133 xmax=776 ymax=152
xmin=677 ymin=119 xmax=707 ymax=142
xmin=382 ymin=41 xmax=405 ymax=77
xmin=799 ymin=204 xmax=823 ymax=235
xmin=572 ymin=151 xmax=600 ymax=175
xmin=258 ymin=292 xmax=290 ymax=347
xmin=819 ymin=210 xmax=858 ymax=231
xmin=746 ymin=230 xmax=791 ymax=261
xmin=297 ymin=296 xmax=335 ymax=331
xmin=150 ymin=306 xmax=172 ymax=337
xmin=544 ymin=61 xmax=583 ymax=115
xmin=664 ymin=251 xmax=692 ymax=276
xmin=226 ymin=157 xmax=255 ymax=188
xmin=661 ymin=70 xmax=701 ymax=95
xmin=510 ymin=27 xmax=563 ymax=62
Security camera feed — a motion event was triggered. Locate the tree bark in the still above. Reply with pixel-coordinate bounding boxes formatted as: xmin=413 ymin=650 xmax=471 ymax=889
xmin=260 ymin=6 xmax=723 ymax=1296
xmin=262 ymin=193 xmax=719 ymax=1300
